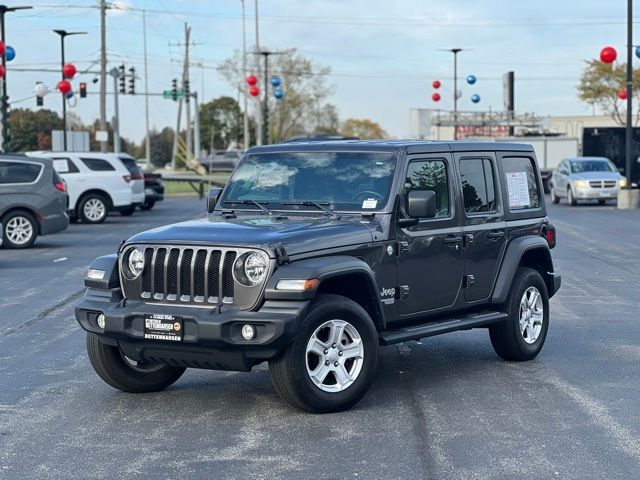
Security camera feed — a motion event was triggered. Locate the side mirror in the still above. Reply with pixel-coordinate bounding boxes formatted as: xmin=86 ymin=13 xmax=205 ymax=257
xmin=399 ymin=190 xmax=436 ymax=227
xmin=207 ymin=187 xmax=223 ymax=213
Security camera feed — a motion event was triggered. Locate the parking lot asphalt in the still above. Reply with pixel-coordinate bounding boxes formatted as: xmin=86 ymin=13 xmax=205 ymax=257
xmin=1 ymin=196 xmax=639 ymax=479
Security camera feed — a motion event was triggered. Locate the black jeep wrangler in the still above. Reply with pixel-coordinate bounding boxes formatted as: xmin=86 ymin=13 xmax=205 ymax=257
xmin=76 ymin=141 xmax=560 ymax=413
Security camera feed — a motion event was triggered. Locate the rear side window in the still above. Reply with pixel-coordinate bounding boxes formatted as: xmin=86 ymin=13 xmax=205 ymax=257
xmin=460 ymin=158 xmax=497 ymax=214
xmin=405 ymin=159 xmax=450 ymax=218
xmin=52 ymin=157 xmax=79 ymax=174
xmin=81 ymin=158 xmax=115 ymax=171
xmin=0 ymin=161 xmax=42 ymax=184
xmin=502 ymin=156 xmax=541 ymax=210
xmin=119 ymin=157 xmax=140 ymax=174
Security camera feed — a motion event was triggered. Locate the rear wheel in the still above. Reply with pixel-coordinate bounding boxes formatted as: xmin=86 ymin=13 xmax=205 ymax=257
xmin=269 ymin=294 xmax=379 ymax=413
xmin=119 ymin=205 xmax=136 ymax=216
xmin=567 ymin=188 xmax=577 ymax=206
xmin=490 ymin=267 xmax=549 ymax=361
xmin=86 ymin=333 xmax=186 ymax=392
xmin=78 ymin=194 xmax=108 ymax=224
xmin=2 ymin=211 xmax=37 ymax=248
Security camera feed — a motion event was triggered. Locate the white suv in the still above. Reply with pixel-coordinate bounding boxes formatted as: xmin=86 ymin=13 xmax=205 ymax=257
xmin=27 ymin=152 xmax=143 ymax=224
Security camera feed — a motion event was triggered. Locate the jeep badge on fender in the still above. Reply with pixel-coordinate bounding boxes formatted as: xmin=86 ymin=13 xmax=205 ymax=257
xmin=76 ymin=140 xmax=560 ymax=413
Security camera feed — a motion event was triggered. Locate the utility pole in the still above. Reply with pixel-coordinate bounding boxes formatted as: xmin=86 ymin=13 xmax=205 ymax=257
xmin=142 ymin=10 xmax=151 ymax=162
xmin=450 ymin=48 xmax=463 ymax=140
xmin=253 ymin=0 xmax=262 ymax=145
xmin=193 ymin=92 xmax=201 ymax=158
xmin=99 ymin=0 xmax=107 ymax=151
xmin=625 ymin=0 xmax=633 ymax=191
xmin=183 ymin=23 xmax=192 ymax=163
xmin=241 ymin=0 xmax=249 ymax=148
xmin=110 ymin=67 xmax=121 ymax=153
xmin=255 ymin=50 xmax=283 ymax=145
xmin=0 ymin=5 xmax=32 ymax=152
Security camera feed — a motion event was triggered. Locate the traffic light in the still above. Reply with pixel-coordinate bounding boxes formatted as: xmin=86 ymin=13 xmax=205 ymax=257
xmin=184 ymin=79 xmax=190 ymax=98
xmin=79 ymin=82 xmax=87 ymax=98
xmin=128 ymin=66 xmax=135 ymax=95
xmin=171 ymin=78 xmax=178 ymax=101
xmin=118 ymin=64 xmax=126 ymax=94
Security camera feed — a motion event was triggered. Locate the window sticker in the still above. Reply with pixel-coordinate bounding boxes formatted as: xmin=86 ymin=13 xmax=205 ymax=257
xmin=362 ymin=198 xmax=378 ymax=209
xmin=53 ymin=159 xmax=69 ymax=173
xmin=506 ymin=171 xmax=531 ymax=208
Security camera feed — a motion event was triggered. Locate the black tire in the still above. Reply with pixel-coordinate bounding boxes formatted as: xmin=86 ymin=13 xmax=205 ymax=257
xmin=598 ymin=199 xmax=606 ymax=206
xmin=69 ymin=213 xmax=78 ymax=224
xmin=567 ymin=188 xmax=577 ymax=206
xmin=489 ymin=267 xmax=549 ymax=361
xmin=550 ymin=186 xmax=560 ymax=204
xmin=86 ymin=333 xmax=186 ymax=393
xmin=269 ymin=294 xmax=379 ymax=413
xmin=77 ymin=193 xmax=109 ymax=224
xmin=2 ymin=210 xmax=38 ymax=249
xmin=140 ymin=200 xmax=155 ymax=211
xmin=119 ymin=205 xmax=136 ymax=216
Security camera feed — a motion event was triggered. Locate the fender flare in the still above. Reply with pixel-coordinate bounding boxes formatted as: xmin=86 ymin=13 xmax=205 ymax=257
xmin=264 ymin=255 xmax=385 ymax=330
xmin=491 ymin=236 xmax=556 ymax=304
xmin=84 ymin=254 xmax=120 ymax=290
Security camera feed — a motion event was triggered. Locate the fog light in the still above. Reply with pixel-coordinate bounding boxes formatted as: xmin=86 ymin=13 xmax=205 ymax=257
xmin=241 ymin=324 xmax=255 ymax=340
xmin=97 ymin=313 xmax=106 ymax=329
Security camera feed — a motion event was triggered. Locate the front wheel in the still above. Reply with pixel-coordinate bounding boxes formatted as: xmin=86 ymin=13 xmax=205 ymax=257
xmin=86 ymin=333 xmax=186 ymax=392
xmin=140 ymin=200 xmax=155 ymax=211
xmin=2 ymin=211 xmax=38 ymax=248
xmin=269 ymin=294 xmax=379 ymax=413
xmin=550 ymin=186 xmax=560 ymax=204
xmin=119 ymin=205 xmax=136 ymax=216
xmin=568 ymin=188 xmax=577 ymax=206
xmin=489 ymin=267 xmax=549 ymax=361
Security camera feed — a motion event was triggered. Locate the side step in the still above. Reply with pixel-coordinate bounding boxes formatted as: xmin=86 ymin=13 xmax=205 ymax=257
xmin=379 ymin=311 xmax=508 ymax=346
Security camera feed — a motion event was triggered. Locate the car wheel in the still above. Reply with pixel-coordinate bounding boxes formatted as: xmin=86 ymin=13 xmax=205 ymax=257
xmin=567 ymin=188 xmax=577 ymax=206
xmin=140 ymin=200 xmax=155 ymax=211
xmin=119 ymin=206 xmax=136 ymax=216
xmin=489 ymin=267 xmax=549 ymax=361
xmin=78 ymin=194 xmax=108 ymax=224
xmin=269 ymin=294 xmax=379 ymax=413
xmin=2 ymin=211 xmax=38 ymax=248
xmin=86 ymin=333 xmax=186 ymax=393
xmin=550 ymin=187 xmax=560 ymax=204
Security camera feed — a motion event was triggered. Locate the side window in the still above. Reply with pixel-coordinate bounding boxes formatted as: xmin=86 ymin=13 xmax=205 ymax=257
xmin=405 ymin=159 xmax=450 ymax=218
xmin=81 ymin=158 xmax=115 ymax=171
xmin=0 ymin=161 xmax=42 ymax=184
xmin=52 ymin=157 xmax=79 ymax=174
xmin=459 ymin=158 xmax=497 ymax=214
xmin=503 ymin=156 xmax=541 ymax=210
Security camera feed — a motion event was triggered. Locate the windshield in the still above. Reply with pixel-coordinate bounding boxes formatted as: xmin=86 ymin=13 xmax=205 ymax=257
xmin=570 ymin=159 xmax=616 ymax=173
xmin=221 ymin=151 xmax=397 ymax=212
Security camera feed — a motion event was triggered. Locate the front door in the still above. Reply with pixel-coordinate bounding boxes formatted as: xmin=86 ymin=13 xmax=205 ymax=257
xmin=396 ymin=154 xmax=464 ymax=314
xmin=456 ymin=153 xmax=506 ymax=302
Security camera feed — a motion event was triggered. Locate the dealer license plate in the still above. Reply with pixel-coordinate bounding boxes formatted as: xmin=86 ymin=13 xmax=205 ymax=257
xmin=144 ymin=314 xmax=183 ymax=342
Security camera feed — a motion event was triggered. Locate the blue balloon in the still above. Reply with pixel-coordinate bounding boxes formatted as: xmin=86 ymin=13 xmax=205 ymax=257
xmin=66 ymin=91 xmax=73 ymax=99
xmin=274 ymin=88 xmax=284 ymax=100
xmin=636 ymin=46 xmax=640 ymax=59
xmin=466 ymin=74 xmax=477 ymax=85
xmin=5 ymin=46 xmax=15 ymax=62
xmin=271 ymin=76 xmax=281 ymax=87
xmin=471 ymin=94 xmax=481 ymax=104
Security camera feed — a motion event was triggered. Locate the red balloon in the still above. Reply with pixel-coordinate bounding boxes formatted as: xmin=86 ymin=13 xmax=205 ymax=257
xmin=432 ymin=80 xmax=441 ymax=89
xmin=0 ymin=65 xmax=5 ymax=78
xmin=62 ymin=64 xmax=77 ymax=79
xmin=618 ymin=89 xmax=628 ymax=100
xmin=600 ymin=46 xmax=617 ymax=64
xmin=57 ymin=79 xmax=72 ymax=95
xmin=0 ymin=41 xmax=5 ymax=56
xmin=246 ymin=74 xmax=258 ymax=86
xmin=249 ymin=85 xmax=260 ymax=97
xmin=432 ymin=92 xmax=441 ymax=102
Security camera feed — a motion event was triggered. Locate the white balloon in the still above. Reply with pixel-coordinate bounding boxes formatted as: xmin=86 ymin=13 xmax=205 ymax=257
xmin=35 ymin=83 xmax=49 ymax=97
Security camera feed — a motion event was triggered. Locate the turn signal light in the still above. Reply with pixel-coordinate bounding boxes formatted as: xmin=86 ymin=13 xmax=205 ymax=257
xmin=275 ymin=279 xmax=320 ymax=291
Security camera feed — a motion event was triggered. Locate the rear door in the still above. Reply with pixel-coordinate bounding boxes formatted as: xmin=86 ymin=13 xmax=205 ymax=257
xmin=456 ymin=152 xmax=506 ymax=303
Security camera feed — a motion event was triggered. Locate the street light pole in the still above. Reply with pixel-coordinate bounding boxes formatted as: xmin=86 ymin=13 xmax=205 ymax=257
xmin=451 ymin=48 xmax=462 ymax=141
xmin=53 ymin=29 xmax=86 ymax=152
xmin=0 ymin=5 xmax=32 ymax=152
xmin=255 ymin=50 xmax=283 ymax=145
xmin=625 ymin=0 xmax=633 ymax=190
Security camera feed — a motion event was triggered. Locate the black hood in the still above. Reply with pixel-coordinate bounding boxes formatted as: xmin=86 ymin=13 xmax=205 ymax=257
xmin=125 ymin=214 xmax=375 ymax=257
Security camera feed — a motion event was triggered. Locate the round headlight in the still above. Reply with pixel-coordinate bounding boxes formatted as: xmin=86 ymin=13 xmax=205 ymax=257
xmin=234 ymin=251 xmax=268 ymax=286
xmin=127 ymin=248 xmax=145 ymax=278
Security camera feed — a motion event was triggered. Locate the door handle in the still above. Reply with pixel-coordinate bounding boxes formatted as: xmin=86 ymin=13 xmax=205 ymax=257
xmin=487 ymin=231 xmax=505 ymax=240
xmin=443 ymin=235 xmax=463 ymax=246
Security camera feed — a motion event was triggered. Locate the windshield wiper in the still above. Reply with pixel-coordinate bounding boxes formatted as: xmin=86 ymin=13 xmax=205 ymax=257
xmin=282 ymin=201 xmax=340 ymax=219
xmin=222 ymin=200 xmax=272 ymax=216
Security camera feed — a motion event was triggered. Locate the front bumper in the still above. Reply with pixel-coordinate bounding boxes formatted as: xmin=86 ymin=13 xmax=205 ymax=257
xmin=75 ymin=288 xmax=309 ymax=371
xmin=573 ymin=186 xmax=618 ymax=200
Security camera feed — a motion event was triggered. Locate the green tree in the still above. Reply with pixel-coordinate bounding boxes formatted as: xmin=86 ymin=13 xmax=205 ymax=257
xmin=219 ymin=48 xmax=337 ymax=142
xmin=8 ymin=108 xmax=63 ymax=152
xmin=577 ymin=59 xmax=640 ymax=125
xmin=340 ymin=118 xmax=388 ymax=139
xmin=199 ymin=96 xmax=243 ymax=152
xmin=144 ymin=127 xmax=175 ymax=167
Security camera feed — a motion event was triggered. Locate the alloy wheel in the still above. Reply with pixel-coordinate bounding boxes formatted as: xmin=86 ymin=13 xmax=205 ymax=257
xmin=84 ymin=198 xmax=106 ymax=222
xmin=6 ymin=216 xmax=34 ymax=245
xmin=519 ymin=286 xmax=544 ymax=344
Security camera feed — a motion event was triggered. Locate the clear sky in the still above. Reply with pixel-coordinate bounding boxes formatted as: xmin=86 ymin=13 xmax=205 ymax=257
xmin=4 ymin=0 xmax=635 ymax=144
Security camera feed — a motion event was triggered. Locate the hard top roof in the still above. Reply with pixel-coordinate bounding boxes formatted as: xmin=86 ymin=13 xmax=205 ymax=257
xmin=246 ymin=139 xmax=534 ymax=155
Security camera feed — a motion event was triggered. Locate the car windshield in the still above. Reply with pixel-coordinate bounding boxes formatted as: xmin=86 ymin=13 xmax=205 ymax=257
xmin=570 ymin=159 xmax=616 ymax=173
xmin=221 ymin=151 xmax=397 ymax=212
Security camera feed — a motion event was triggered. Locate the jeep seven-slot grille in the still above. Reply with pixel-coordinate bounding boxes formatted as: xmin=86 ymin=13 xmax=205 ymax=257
xmin=136 ymin=246 xmax=238 ymax=305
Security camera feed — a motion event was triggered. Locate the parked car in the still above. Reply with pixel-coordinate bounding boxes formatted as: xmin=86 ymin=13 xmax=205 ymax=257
xmin=141 ymin=172 xmax=164 ymax=211
xmin=0 ymin=154 xmax=68 ymax=248
xmin=549 ymin=156 xmax=626 ymax=206
xmin=77 ymin=140 xmax=560 ymax=413
xmin=117 ymin=155 xmax=145 ymax=215
xmin=27 ymin=152 xmax=141 ymax=223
